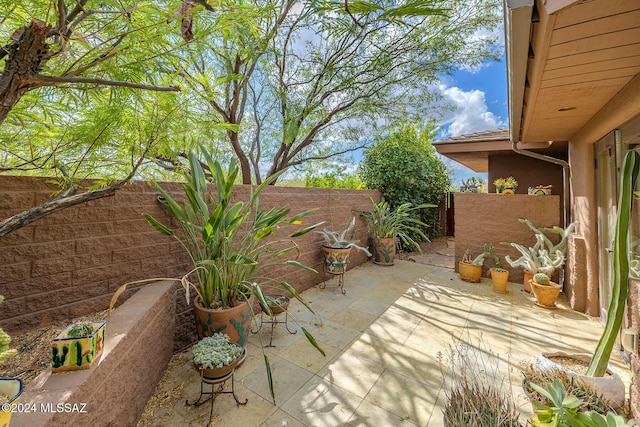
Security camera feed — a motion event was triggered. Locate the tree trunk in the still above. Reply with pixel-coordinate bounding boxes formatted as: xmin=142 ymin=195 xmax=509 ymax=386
xmin=0 ymin=20 xmax=51 ymax=126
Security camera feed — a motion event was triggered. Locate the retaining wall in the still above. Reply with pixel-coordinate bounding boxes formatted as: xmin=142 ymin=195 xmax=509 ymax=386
xmin=0 ymin=176 xmax=378 ymax=351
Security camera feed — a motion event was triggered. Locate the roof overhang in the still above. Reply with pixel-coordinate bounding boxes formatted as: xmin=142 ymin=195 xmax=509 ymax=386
xmin=505 ymin=0 xmax=640 ymax=145
xmin=433 ymin=129 xmax=555 ymax=172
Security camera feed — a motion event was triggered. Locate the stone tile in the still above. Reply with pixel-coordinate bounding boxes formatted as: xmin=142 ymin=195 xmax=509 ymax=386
xmin=330 ymin=307 xmax=377 ymax=331
xmin=346 ymin=399 xmax=418 ymax=426
xmin=318 ymin=350 xmax=386 ymax=398
xmin=279 ymin=376 xmax=363 ymax=426
xmin=241 ymin=354 xmax=315 ymax=406
xmin=278 ymin=338 xmax=340 ymax=373
xmin=348 ymin=298 xmax=391 ymax=317
xmin=365 ymin=369 xmax=439 ymax=426
xmin=305 ymin=319 xmax=361 ymax=350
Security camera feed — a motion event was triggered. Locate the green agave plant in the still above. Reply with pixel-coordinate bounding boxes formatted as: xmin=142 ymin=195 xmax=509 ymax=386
xmin=588 ymin=148 xmax=640 ymax=377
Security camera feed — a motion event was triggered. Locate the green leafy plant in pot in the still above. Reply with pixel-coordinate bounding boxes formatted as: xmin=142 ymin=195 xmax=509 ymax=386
xmin=113 ymin=149 xmax=326 ymax=403
xmin=357 ymin=197 xmax=435 ymax=266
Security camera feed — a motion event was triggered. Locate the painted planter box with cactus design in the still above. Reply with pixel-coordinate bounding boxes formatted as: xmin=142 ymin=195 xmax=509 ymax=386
xmin=52 ymin=320 xmax=106 ymax=372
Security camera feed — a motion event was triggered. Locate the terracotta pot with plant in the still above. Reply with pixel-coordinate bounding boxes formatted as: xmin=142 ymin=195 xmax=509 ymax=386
xmin=529 ymin=273 xmax=562 ymax=308
xmin=504 ymin=218 xmax=579 ymax=292
xmin=192 ymin=333 xmax=245 ymax=380
xmin=113 ymin=149 xmax=326 ymax=403
xmin=459 ymin=249 xmax=484 ymax=283
xmin=315 ymin=217 xmax=371 ymax=275
xmin=357 ymin=197 xmax=435 ymax=266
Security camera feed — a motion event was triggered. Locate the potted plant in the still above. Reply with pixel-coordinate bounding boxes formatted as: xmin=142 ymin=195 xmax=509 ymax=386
xmin=260 ymin=295 xmax=290 ymax=316
xmin=440 ymin=340 xmax=520 ymax=427
xmin=503 ymin=218 xmax=579 ymax=292
xmin=528 ymin=185 xmax=553 ymax=196
xmin=357 ymin=197 xmax=435 ymax=266
xmin=459 ymin=177 xmax=483 ymax=193
xmin=484 ymin=244 xmax=510 ymax=294
xmin=494 ymin=176 xmax=518 ymax=194
xmin=141 ymin=150 xmax=322 ymax=345
xmin=114 ymin=149 xmax=325 ymax=403
xmin=521 ymin=362 xmax=617 ymax=415
xmin=529 ymin=273 xmax=563 ymax=309
xmin=0 ymin=295 xmax=22 ymax=427
xmin=51 ymin=320 xmax=106 ymax=372
xmin=528 ymin=380 xmax=634 ymax=427
xmin=459 ymin=249 xmax=485 ymax=283
xmin=192 ymin=333 xmax=245 ymax=380
xmin=315 ymin=217 xmax=371 ymax=275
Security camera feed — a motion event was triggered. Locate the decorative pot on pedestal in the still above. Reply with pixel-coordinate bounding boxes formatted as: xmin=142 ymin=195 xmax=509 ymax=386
xmin=194 ymin=296 xmax=254 ymax=346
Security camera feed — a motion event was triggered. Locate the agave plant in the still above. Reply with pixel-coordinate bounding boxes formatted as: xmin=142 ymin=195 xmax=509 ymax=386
xmin=314 ymin=217 xmax=371 ymax=255
xmin=503 ymin=219 xmax=579 ymax=275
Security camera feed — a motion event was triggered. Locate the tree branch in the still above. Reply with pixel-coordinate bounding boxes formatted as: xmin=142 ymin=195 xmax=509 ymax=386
xmin=34 ymin=75 xmax=180 ymax=92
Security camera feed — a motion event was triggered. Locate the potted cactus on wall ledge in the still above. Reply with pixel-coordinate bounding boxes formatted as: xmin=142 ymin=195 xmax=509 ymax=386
xmin=51 ymin=320 xmax=106 ymax=372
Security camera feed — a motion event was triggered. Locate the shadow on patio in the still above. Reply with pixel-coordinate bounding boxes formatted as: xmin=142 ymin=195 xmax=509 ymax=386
xmin=138 ymin=257 xmax=631 ymax=427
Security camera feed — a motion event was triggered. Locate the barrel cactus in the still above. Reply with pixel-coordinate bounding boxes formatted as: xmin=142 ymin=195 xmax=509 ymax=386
xmin=533 ymin=273 xmax=550 ymax=285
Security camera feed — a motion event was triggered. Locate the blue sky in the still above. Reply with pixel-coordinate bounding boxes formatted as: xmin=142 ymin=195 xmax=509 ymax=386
xmin=436 ymin=56 xmax=509 ymax=185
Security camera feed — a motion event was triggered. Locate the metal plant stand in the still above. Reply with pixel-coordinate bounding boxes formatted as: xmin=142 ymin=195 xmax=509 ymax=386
xmin=253 ymin=308 xmax=296 ymax=347
xmin=186 ymin=356 xmax=247 ymax=423
xmin=320 ymin=269 xmax=346 ymax=294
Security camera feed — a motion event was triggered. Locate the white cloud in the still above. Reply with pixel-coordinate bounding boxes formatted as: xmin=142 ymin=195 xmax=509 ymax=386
xmin=438 ymin=85 xmax=507 ymax=137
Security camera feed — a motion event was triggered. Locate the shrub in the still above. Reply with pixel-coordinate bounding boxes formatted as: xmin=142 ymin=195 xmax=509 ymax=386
xmin=358 ymin=123 xmax=449 ymax=239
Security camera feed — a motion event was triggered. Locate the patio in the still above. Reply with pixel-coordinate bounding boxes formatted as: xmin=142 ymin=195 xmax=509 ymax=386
xmin=139 ymin=250 xmax=632 ymax=426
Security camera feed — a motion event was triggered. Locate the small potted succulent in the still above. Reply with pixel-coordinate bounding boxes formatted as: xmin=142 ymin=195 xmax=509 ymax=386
xmin=260 ymin=295 xmax=290 ymax=315
xmin=315 ymin=216 xmax=371 ymax=275
xmin=494 ymin=176 xmax=518 ymax=194
xmin=52 ymin=320 xmax=106 ymax=372
xmin=192 ymin=333 xmax=244 ymax=380
xmin=459 ymin=249 xmax=485 ymax=283
xmin=484 ymin=244 xmax=509 ymax=294
xmin=529 ymin=273 xmax=562 ymax=308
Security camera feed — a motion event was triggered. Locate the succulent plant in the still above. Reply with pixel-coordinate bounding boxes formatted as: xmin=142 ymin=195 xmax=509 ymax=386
xmin=66 ymin=322 xmax=94 ymax=338
xmin=192 ymin=333 xmax=242 ymax=369
xmin=533 ymin=273 xmax=550 ymax=285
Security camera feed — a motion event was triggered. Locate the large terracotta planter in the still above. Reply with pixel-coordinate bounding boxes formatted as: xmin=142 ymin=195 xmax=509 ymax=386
xmin=537 ymin=352 xmax=625 ymax=410
xmin=530 ymin=280 xmax=562 ymax=308
xmin=321 ymin=245 xmax=352 ymax=274
xmin=194 ymin=296 xmax=254 ymax=346
xmin=0 ymin=378 xmax=23 ymax=427
xmin=523 ymin=269 xmax=534 ymax=292
xmin=459 ymin=261 xmax=482 ymax=283
xmin=371 ymin=237 xmax=396 ymax=266
xmin=490 ymin=268 xmax=509 ymax=293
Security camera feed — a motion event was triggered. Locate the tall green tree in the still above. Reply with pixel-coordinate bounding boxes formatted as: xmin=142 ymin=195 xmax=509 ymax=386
xmin=177 ymin=0 xmax=502 ymax=183
xmin=0 ymin=0 xmax=185 ymax=236
xmin=358 ymin=123 xmax=450 ymax=237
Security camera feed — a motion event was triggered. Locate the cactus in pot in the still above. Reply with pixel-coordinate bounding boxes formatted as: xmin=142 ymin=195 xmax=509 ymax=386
xmin=533 ymin=273 xmax=550 ymax=286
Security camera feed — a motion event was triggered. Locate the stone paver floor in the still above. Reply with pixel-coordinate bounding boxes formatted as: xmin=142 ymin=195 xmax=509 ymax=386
xmin=141 ymin=259 xmax=631 ymax=426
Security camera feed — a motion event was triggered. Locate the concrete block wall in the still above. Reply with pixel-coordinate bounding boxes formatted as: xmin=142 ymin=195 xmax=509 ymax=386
xmin=12 ymin=281 xmax=176 ymax=427
xmin=0 ymin=175 xmax=378 ymax=351
xmin=454 ymin=193 xmax=561 ymax=284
